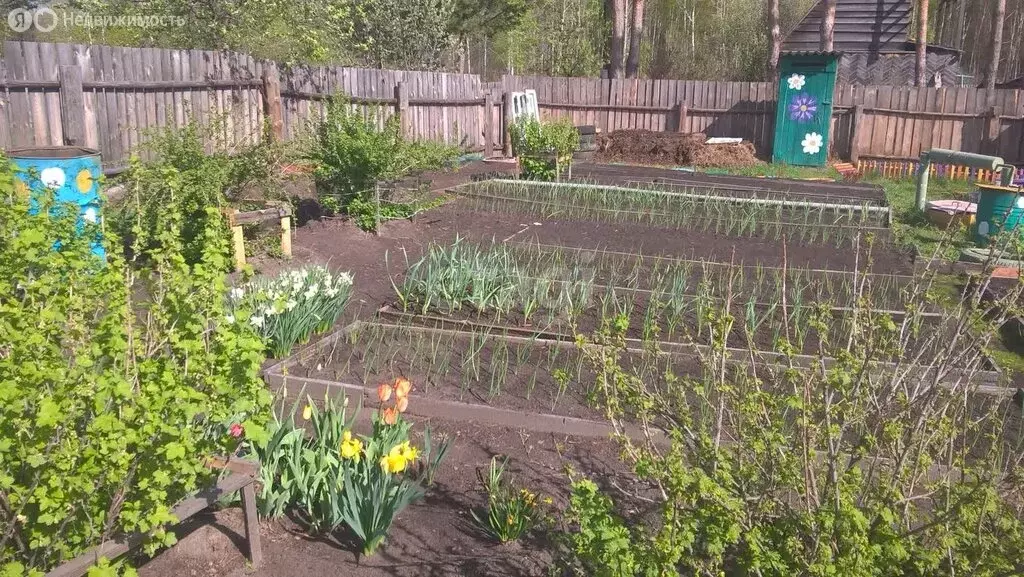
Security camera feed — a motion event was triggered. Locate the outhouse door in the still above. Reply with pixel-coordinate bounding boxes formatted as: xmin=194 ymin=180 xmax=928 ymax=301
xmin=772 ymin=53 xmax=839 ymax=167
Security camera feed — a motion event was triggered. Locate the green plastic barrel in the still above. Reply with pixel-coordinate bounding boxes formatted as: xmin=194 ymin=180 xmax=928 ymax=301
xmin=972 ymin=184 xmax=1024 ymax=247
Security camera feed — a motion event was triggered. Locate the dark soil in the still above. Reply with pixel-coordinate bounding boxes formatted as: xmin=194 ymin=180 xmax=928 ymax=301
xmin=596 ymin=130 xmax=762 ymax=169
xmin=250 ymin=195 xmax=915 ymax=330
xmin=137 ymin=418 xmax=640 ymax=577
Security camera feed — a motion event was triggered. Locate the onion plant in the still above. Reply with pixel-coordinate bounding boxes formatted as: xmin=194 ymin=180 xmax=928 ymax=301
xmin=458 ymin=180 xmax=891 ymax=249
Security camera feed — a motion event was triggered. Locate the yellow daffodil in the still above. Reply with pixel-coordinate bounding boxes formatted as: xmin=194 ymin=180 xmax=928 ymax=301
xmin=395 ymin=441 xmax=419 ymax=462
xmin=302 ymin=405 xmax=312 ymax=420
xmin=542 ymin=497 xmax=553 ymax=505
xmin=339 ymin=430 xmax=363 ymax=462
xmin=379 ymin=451 xmax=408 ymax=474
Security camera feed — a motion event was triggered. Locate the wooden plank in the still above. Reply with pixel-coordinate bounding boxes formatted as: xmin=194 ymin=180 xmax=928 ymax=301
xmin=876 ymin=86 xmax=893 ymax=157
xmin=140 ymin=48 xmax=157 ymax=157
xmin=101 ymin=45 xmax=124 ymax=163
xmin=0 ymin=57 xmax=11 ymax=150
xmin=263 ymin=62 xmax=283 ymax=141
xmin=900 ymin=86 xmax=917 ymax=158
xmin=5 ymin=41 xmax=32 ymax=148
xmin=46 ymin=471 xmax=258 ymax=577
xmin=58 ymin=64 xmax=85 ymax=146
xmin=38 ymin=42 xmax=62 ymax=146
xmin=931 ymin=88 xmax=948 ymax=155
xmin=109 ymin=47 xmax=131 ymax=158
xmin=888 ymin=86 xmax=906 ymax=158
xmin=169 ymin=49 xmax=184 ymax=128
xmin=125 ymin=47 xmax=141 ymax=154
xmin=23 ymin=42 xmax=49 ymax=146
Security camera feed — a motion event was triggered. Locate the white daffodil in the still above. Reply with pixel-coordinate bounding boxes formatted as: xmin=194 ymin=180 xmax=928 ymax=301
xmin=264 ymin=305 xmax=276 ymax=317
xmin=250 ymin=315 xmax=264 ymax=328
xmin=801 ymin=132 xmax=823 ymax=155
xmin=286 ymin=299 xmax=297 ymax=311
xmin=787 ymin=74 xmax=806 ymax=90
xmin=338 ymin=272 xmax=354 ymax=285
xmin=230 ymin=287 xmax=245 ymax=300
xmin=325 ymin=288 xmax=338 ymax=298
xmin=225 ymin=314 xmax=235 ymax=324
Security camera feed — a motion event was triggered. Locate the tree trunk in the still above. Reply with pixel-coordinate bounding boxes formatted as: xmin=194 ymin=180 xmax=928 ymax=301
xmin=985 ymin=0 xmax=1006 ymax=90
xmin=625 ymin=0 xmax=646 ymax=78
xmin=767 ymin=0 xmax=781 ymax=76
xmin=819 ymin=0 xmax=836 ymax=52
xmin=607 ymin=0 xmax=627 ymax=78
xmin=916 ymin=0 xmax=929 ymax=86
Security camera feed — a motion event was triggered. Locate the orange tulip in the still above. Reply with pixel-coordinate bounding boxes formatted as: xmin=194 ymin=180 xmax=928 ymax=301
xmin=382 ymin=406 xmax=398 ymax=425
xmin=394 ymin=377 xmax=412 ymax=399
xmin=395 ymin=395 xmax=409 ymax=413
xmin=377 ymin=382 xmax=393 ymax=403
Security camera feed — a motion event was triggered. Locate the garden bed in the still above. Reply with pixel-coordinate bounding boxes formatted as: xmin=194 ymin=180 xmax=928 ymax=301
xmin=141 ymin=161 xmax=1018 ymax=576
xmin=136 ymin=417 xmax=637 ymax=577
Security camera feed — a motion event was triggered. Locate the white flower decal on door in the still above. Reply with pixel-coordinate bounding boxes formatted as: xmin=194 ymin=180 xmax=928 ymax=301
xmin=786 ymin=74 xmax=806 ymax=90
xmin=801 ymin=132 xmax=823 ymax=155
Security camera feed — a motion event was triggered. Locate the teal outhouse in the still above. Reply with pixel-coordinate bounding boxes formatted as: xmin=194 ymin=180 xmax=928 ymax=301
xmin=772 ymin=52 xmax=840 ymax=167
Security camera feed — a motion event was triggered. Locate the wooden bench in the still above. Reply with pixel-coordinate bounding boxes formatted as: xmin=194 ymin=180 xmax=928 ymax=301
xmin=225 ymin=202 xmax=293 ymax=272
xmin=45 ymin=457 xmax=262 ymax=577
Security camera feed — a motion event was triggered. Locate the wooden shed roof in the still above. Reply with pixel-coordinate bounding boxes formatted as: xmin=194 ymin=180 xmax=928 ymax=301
xmin=783 ymin=0 xmax=912 ymax=54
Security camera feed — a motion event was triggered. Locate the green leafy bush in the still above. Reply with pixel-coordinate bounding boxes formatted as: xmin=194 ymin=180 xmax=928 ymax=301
xmin=250 ymin=378 xmax=450 ymax=556
xmin=510 ymin=116 xmax=579 ymax=180
xmin=471 ymin=456 xmax=549 ymax=543
xmin=564 ymin=254 xmax=1024 ymax=577
xmin=227 ymin=265 xmax=354 ymax=357
xmin=565 ymin=479 xmax=636 ymax=577
xmin=0 ymin=158 xmax=270 ymax=575
xmin=305 ymin=97 xmax=459 ymax=231
xmin=111 ymin=119 xmax=289 ymax=265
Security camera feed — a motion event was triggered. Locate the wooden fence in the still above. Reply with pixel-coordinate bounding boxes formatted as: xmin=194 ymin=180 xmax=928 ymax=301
xmin=0 ymin=40 xmax=490 ymax=169
xmin=500 ymin=75 xmax=1024 ymax=165
xmin=2 ymin=40 xmax=1023 ymax=171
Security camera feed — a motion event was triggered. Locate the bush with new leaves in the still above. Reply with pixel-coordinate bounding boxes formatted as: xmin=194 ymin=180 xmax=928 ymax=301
xmin=510 ymin=116 xmax=579 ymax=180
xmin=563 ymin=248 xmax=1024 ymax=577
xmin=0 ymin=156 xmax=270 ymax=575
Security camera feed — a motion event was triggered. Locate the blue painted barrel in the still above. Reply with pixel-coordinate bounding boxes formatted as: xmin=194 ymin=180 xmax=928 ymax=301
xmin=9 ymin=146 xmax=104 ymax=258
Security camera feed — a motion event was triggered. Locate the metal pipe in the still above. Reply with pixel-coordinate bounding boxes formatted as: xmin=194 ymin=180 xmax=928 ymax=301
xmin=916 ymin=152 xmax=930 ymax=212
xmin=484 ymin=179 xmax=892 ymax=216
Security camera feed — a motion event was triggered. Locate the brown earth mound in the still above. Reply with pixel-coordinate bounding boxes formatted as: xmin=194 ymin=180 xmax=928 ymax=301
xmin=597 ymin=129 xmax=762 ymax=168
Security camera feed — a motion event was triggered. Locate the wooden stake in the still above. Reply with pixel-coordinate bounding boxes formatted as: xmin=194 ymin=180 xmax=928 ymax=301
xmin=240 ymin=483 xmax=263 ymax=567
xmin=232 ymin=224 xmax=245 ymax=272
xmin=262 ymin=63 xmax=283 ymax=141
xmin=280 ymin=215 xmax=292 ymax=257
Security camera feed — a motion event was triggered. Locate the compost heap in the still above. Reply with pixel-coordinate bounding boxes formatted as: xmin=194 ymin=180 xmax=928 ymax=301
xmin=596 ymin=129 xmax=761 ymax=168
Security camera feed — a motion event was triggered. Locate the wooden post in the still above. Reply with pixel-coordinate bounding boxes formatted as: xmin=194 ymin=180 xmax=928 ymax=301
xmin=262 ymin=63 xmax=283 ymax=141
xmin=395 ymin=82 xmax=410 ymax=139
xmin=986 ymin=106 xmax=1001 ymax=156
xmin=676 ymin=101 xmax=688 ymax=133
xmin=502 ymin=91 xmax=513 ymax=157
xmin=849 ymin=104 xmax=863 ymax=164
xmin=230 ymin=210 xmax=246 ymax=272
xmin=240 ymin=483 xmax=263 ymax=567
xmin=59 ymin=65 xmax=86 ymax=146
xmin=280 ymin=215 xmax=292 ymax=258
xmin=483 ymin=91 xmax=494 ymax=158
